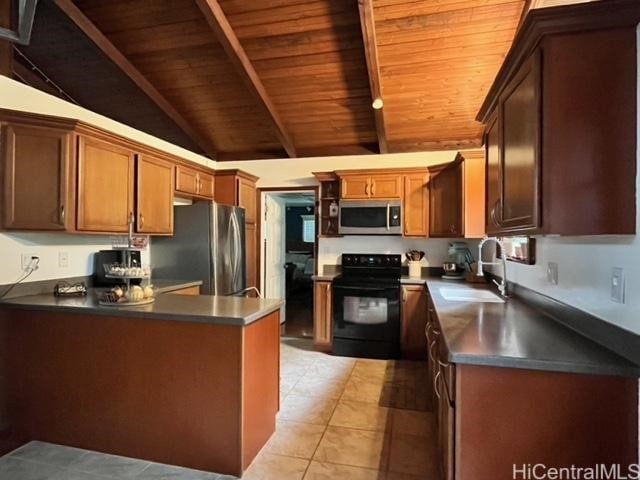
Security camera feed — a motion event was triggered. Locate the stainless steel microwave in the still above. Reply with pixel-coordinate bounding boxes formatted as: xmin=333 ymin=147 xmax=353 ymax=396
xmin=338 ymin=200 xmax=402 ymax=235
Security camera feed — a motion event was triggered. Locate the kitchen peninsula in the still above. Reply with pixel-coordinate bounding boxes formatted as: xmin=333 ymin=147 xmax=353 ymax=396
xmin=0 ymin=293 xmax=283 ymax=477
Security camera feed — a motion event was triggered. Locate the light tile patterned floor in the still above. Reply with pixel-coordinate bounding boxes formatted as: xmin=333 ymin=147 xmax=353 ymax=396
xmin=249 ymin=337 xmax=439 ymax=480
xmin=0 ymin=338 xmax=438 ymax=480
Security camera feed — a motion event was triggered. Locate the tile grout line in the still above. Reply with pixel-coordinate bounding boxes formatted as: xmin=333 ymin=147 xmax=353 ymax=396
xmin=299 ymin=358 xmax=356 ymax=479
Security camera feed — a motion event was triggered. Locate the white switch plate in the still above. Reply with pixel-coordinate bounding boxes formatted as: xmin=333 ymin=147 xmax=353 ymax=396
xmin=611 ymin=267 xmax=625 ymax=304
xmin=58 ymin=251 xmax=69 ymax=268
xmin=546 ymin=262 xmax=559 ymax=285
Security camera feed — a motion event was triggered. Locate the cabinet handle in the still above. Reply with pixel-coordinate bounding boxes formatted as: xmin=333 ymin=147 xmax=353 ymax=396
xmin=139 ymin=213 xmax=144 ymax=229
xmin=490 ymin=199 xmax=501 ymax=227
xmin=371 ymin=180 xmax=376 ymax=196
xmin=59 ymin=205 xmax=65 ymax=224
xmin=364 ymin=182 xmax=369 ymax=196
xmin=434 ymin=370 xmax=442 ymax=399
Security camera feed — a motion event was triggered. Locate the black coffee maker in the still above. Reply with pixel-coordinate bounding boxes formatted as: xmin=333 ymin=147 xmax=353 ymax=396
xmin=93 ymin=249 xmax=142 ymax=286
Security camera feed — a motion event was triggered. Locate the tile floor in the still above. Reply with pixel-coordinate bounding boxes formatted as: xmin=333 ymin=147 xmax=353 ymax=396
xmin=0 ymin=338 xmax=438 ymax=480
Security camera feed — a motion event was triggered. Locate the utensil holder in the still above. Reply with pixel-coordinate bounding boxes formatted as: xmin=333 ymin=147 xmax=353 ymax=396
xmin=408 ymin=261 xmax=422 ymax=278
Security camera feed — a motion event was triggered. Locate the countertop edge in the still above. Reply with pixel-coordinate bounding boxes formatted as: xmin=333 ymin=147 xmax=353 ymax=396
xmin=0 ymin=298 xmax=285 ymax=327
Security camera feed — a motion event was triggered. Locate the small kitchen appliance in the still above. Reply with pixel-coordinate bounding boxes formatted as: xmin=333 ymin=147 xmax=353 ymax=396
xmin=338 ymin=200 xmax=402 ymax=235
xmin=442 ymin=242 xmax=474 ymax=280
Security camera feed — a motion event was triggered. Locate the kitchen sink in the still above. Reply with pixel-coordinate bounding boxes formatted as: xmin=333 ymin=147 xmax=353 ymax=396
xmin=439 ymin=287 xmax=505 ymax=303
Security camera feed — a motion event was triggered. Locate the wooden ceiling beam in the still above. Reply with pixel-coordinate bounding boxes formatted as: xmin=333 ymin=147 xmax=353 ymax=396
xmin=358 ymin=0 xmax=388 ymax=154
xmin=53 ymin=0 xmax=217 ymax=158
xmin=194 ymin=0 xmax=297 ymax=158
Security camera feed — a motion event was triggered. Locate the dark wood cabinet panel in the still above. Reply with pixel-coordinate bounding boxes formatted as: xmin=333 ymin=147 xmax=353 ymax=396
xmin=136 ymin=154 xmax=174 ymax=234
xmin=499 ymin=50 xmax=541 ymax=232
xmin=478 ymin=3 xmax=636 ymax=236
xmin=2 ymin=124 xmax=73 ymax=231
xmin=485 ymin=115 xmax=501 ymax=235
xmin=429 ymin=161 xmax=463 ymax=237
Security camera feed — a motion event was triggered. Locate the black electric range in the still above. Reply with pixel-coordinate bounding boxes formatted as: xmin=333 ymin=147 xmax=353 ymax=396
xmin=332 ymin=254 xmax=402 ymax=359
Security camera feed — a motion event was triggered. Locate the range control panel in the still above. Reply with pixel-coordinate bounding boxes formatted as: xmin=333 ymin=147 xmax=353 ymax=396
xmin=341 ymin=254 xmax=402 ymax=268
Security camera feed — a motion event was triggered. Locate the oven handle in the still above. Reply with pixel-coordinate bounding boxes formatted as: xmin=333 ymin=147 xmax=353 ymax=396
xmin=386 ymin=203 xmax=390 ymax=231
xmin=334 ymin=285 xmax=392 ymax=293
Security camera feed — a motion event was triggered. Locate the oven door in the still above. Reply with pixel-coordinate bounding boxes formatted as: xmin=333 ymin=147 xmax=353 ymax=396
xmin=338 ymin=201 xmax=402 ymax=235
xmin=333 ymin=283 xmax=401 ymax=342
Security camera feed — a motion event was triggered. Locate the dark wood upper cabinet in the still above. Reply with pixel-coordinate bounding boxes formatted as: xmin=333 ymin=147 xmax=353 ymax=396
xmin=429 ymin=161 xmax=463 ymax=238
xmin=2 ymin=123 xmax=74 ymax=231
xmin=485 ymin=114 xmax=501 ymax=235
xmin=498 ymin=50 xmax=541 ymax=233
xmin=478 ymin=2 xmax=638 ymax=235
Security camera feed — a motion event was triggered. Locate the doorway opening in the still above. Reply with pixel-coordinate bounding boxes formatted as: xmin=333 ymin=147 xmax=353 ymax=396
xmin=259 ymin=188 xmax=318 ymax=339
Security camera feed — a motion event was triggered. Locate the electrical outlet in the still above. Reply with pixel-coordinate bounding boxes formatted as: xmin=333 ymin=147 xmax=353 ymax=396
xmin=611 ymin=267 xmax=625 ymax=304
xmin=546 ymin=262 xmax=559 ymax=285
xmin=21 ymin=254 xmax=39 ymax=272
xmin=58 ymin=251 xmax=69 ymax=268
xmin=21 ymin=253 xmax=32 ymax=271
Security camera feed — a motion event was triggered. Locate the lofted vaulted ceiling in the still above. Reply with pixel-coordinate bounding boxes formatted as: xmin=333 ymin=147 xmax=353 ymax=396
xmin=12 ymin=0 xmax=528 ymax=160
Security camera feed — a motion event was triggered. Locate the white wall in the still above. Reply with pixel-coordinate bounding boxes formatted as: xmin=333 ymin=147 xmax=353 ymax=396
xmin=318 ymin=236 xmax=478 ymax=272
xmin=0 ymin=76 xmax=215 ymax=169
xmin=0 ymin=233 xmax=150 ymax=285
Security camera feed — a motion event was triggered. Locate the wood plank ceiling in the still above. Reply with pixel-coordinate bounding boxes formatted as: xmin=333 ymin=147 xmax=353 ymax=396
xmin=18 ymin=0 xmax=527 ymax=160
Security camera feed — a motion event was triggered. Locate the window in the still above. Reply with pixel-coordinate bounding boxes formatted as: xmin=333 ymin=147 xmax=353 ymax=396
xmin=301 ymin=215 xmax=315 ymax=243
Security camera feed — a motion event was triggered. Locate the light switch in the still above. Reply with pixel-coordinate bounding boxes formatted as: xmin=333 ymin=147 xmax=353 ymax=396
xmin=611 ymin=267 xmax=625 ymax=304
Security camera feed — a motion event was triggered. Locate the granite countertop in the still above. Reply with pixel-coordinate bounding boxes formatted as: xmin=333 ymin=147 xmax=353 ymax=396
xmin=422 ymin=278 xmax=639 ymax=377
xmin=1 ymin=291 xmax=284 ymax=327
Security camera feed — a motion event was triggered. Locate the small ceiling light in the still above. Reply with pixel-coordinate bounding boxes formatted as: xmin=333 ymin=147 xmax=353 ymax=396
xmin=372 ymin=98 xmax=384 ymax=110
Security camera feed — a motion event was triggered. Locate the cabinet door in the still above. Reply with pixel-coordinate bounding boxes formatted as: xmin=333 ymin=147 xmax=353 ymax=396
xmin=429 ymin=162 xmax=463 ymax=237
xmin=369 ymin=174 xmax=402 ymax=199
xmin=198 ymin=172 xmax=215 ymax=199
xmin=3 ymin=124 xmax=72 ymax=230
xmin=136 ymin=154 xmax=174 ymax=234
xmin=403 ymin=173 xmax=429 ymax=237
xmin=175 ymin=165 xmax=198 ymax=196
xmin=313 ymin=281 xmax=332 ymax=349
xmin=485 ymin=114 xmax=502 ymax=235
xmin=245 ymin=222 xmax=257 ymax=289
xmin=77 ymin=136 xmax=135 ymax=232
xmin=401 ymin=286 xmax=428 ymax=359
xmin=340 ymin=175 xmax=371 ymax=199
xmin=499 ymin=50 xmax=541 ymax=232
xmin=238 ymin=177 xmax=256 ymax=224
xmin=463 ymin=152 xmax=486 ymax=239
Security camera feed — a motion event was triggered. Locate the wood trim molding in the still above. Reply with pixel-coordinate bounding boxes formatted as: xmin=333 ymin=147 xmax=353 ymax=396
xmin=477 ymin=0 xmax=640 ymax=122
xmin=214 ymin=169 xmax=260 ymax=183
xmin=358 ymin=0 xmax=388 ymax=154
xmin=52 ymin=0 xmax=217 ymax=158
xmin=194 ymin=0 xmax=296 ymax=158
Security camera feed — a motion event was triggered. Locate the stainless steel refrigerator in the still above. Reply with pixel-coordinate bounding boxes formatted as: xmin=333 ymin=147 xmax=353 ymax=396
xmin=152 ymin=202 xmax=246 ymax=296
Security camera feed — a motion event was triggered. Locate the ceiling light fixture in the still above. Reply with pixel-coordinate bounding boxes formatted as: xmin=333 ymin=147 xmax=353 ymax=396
xmin=372 ymin=98 xmax=384 ymax=110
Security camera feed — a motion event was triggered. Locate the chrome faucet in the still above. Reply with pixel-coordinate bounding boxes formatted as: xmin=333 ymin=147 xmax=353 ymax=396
xmin=477 ymin=237 xmax=508 ymax=298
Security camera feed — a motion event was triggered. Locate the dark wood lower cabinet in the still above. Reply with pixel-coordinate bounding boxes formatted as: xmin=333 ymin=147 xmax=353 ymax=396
xmin=0 ymin=308 xmax=280 ymax=477
xmin=428 ymin=304 xmax=638 ymax=480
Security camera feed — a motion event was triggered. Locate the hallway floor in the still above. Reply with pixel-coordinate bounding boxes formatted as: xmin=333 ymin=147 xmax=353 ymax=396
xmin=0 ymin=339 xmax=438 ymax=480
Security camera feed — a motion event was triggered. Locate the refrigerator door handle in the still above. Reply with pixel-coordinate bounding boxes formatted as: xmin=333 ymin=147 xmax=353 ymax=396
xmin=231 ymin=212 xmax=242 ymax=285
xmin=228 ymin=214 xmax=238 ymax=287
